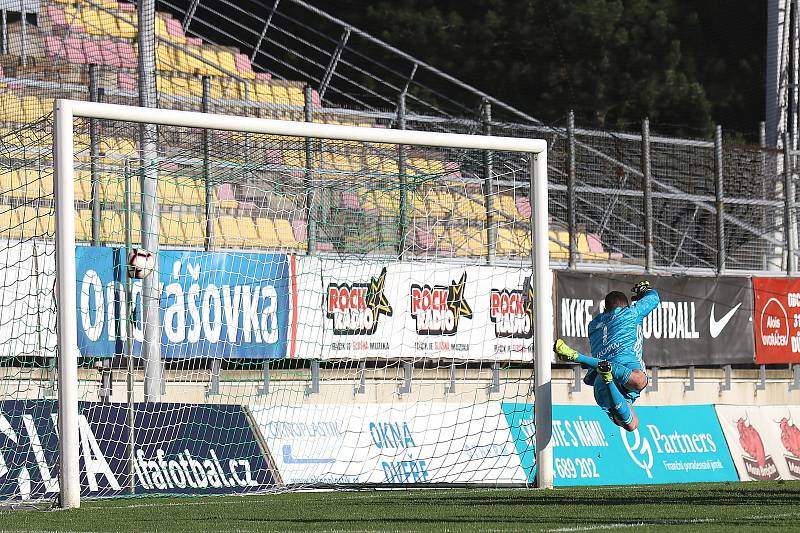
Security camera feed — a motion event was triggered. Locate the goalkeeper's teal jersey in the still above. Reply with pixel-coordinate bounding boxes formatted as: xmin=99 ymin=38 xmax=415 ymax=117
xmin=586 ymin=289 xmax=660 ymax=369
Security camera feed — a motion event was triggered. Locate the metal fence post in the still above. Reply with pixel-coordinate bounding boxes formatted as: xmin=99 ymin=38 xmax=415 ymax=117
xmin=304 ymin=85 xmax=317 ymax=254
xmin=202 ymin=76 xmax=214 ymax=250
xmin=397 ymin=93 xmax=408 ymax=259
xmin=88 ymin=64 xmax=101 ymax=246
xmin=642 ymin=117 xmax=654 ymax=272
xmin=714 ymin=125 xmax=726 ymax=274
xmin=760 ymin=121 xmax=768 ymax=271
xmin=566 ymin=110 xmax=577 ymax=269
xmin=482 ymin=101 xmax=496 ymax=264
xmin=785 ymin=131 xmax=796 ymax=274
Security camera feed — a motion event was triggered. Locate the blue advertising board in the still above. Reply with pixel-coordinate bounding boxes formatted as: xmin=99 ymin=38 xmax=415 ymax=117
xmin=75 ymin=246 xmax=290 ymax=358
xmin=0 ymin=401 xmax=276 ymax=500
xmin=502 ymin=403 xmax=738 ymax=486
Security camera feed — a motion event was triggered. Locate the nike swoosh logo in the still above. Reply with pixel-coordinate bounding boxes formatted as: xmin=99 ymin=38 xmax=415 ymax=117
xmin=710 ymin=302 xmax=742 ymax=338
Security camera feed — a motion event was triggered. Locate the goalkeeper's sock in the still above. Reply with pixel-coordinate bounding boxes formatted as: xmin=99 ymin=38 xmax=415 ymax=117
xmin=575 ymin=354 xmax=599 ymax=368
xmin=606 ymin=379 xmax=634 ymax=425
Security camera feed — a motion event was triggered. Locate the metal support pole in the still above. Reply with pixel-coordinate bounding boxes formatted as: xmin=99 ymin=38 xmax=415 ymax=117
xmin=398 ymin=361 xmax=412 ymax=395
xmin=397 ymin=93 xmax=408 ymax=259
xmin=566 ymin=110 xmax=577 ymax=268
xmin=1 ymin=10 xmax=6 ymax=55
xmin=647 ymin=367 xmax=659 ymax=392
xmin=138 ymin=0 xmax=162 ymax=402
xmin=790 ymin=363 xmax=800 ymax=391
xmin=250 ymin=0 xmax=281 ymax=62
xmin=181 ymin=0 xmax=201 ymax=30
xmin=124 ymin=159 xmax=135 ymax=495
xmin=642 ymin=117 xmax=654 ymax=272
xmin=785 ymin=131 xmax=796 ymax=274
xmin=89 ymin=64 xmax=101 ymax=246
xmin=353 ymin=361 xmax=365 ymax=395
xmin=206 ymin=358 xmax=221 ymax=396
xmin=99 ymin=361 xmax=112 ymax=403
xmin=760 ymin=121 xmax=769 ymax=271
xmin=720 ymin=364 xmax=733 ymax=392
xmin=756 ymin=364 xmax=767 ymax=391
xmin=683 ymin=365 xmax=695 ymax=392
xmin=482 ymin=101 xmax=496 ymax=264
xmin=530 ymin=150 xmax=553 ymax=489
xmin=444 ymin=363 xmax=456 ymax=394
xmin=304 ymin=86 xmax=317 ymax=254
xmin=306 ymin=359 xmax=320 ymax=395
xmin=54 ymin=100 xmax=80 ymax=509
xmin=319 ymin=27 xmax=350 ymax=100
xmin=20 ymin=2 xmax=26 ymax=67
xmin=202 ymin=76 xmax=214 ymax=250
xmin=487 ymin=362 xmax=501 ymax=394
xmin=257 ymin=361 xmax=271 ymax=396
xmin=714 ymin=125 xmax=726 ymax=274
xmin=568 ymin=365 xmax=581 ymax=393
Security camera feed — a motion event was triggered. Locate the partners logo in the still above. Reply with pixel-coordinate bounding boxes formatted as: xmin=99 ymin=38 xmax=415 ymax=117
xmin=736 ymin=418 xmax=780 ymax=480
xmin=622 ymin=429 xmax=654 ymax=479
xmin=410 ymin=272 xmax=473 ymax=335
xmin=778 ymin=417 xmax=800 ymax=479
xmin=490 ymin=278 xmax=534 ymax=339
xmin=759 ymin=297 xmax=789 ymax=348
xmin=326 ymin=267 xmax=393 ymax=335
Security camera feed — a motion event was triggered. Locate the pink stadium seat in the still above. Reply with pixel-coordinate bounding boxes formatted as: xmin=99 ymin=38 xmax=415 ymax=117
xmin=341 ymin=191 xmax=360 ymax=209
xmin=414 ymin=226 xmax=436 ymax=251
xmin=165 ymin=18 xmax=185 ymax=38
xmin=119 ymin=2 xmax=135 ymax=12
xmin=587 ymin=233 xmax=604 ymax=252
xmin=265 ymin=149 xmax=283 ymax=164
xmin=99 ymin=39 xmax=121 ymax=67
xmin=64 ymin=37 xmax=86 ymax=64
xmin=311 ymin=89 xmax=322 ymax=108
xmin=444 ymin=161 xmax=462 ymax=178
xmin=46 ymin=5 xmax=68 ymax=29
xmin=515 ymin=195 xmax=531 ymax=218
xmin=186 ymin=37 xmax=202 ymax=46
xmin=117 ymin=72 xmax=136 ymax=91
xmin=83 ymin=39 xmax=103 ymax=65
xmin=255 ymin=72 xmax=272 ymax=81
xmin=45 ymin=35 xmax=63 ymax=59
xmin=234 ymin=53 xmax=253 ymax=74
xmin=216 ymin=183 xmax=236 ymax=202
xmin=117 ymin=42 xmax=137 ymax=69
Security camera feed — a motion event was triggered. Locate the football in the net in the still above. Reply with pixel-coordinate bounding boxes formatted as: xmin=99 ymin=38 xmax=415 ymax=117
xmin=127 ymin=248 xmax=156 ymax=279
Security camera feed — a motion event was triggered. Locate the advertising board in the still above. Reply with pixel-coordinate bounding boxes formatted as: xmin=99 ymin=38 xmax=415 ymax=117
xmin=752 ymin=278 xmax=800 ymax=364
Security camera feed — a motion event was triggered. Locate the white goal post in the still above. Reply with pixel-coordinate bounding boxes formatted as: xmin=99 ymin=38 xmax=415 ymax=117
xmin=52 ymin=99 xmax=553 ymax=508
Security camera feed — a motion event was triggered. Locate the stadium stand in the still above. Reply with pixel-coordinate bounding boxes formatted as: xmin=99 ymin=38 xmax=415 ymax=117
xmin=0 ymin=0 xmax=621 ymax=264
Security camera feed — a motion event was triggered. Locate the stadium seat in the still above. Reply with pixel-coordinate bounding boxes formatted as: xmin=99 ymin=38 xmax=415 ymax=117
xmin=75 ymin=210 xmax=93 ymax=241
xmin=254 ymin=217 xmax=280 ymax=248
xmin=0 ymin=93 xmax=22 ymax=122
xmin=0 ymin=170 xmax=13 ymax=196
xmin=178 ymin=213 xmax=205 ymax=247
xmin=274 ymin=218 xmax=302 ymax=248
xmin=215 ymin=215 xmax=245 ymax=247
xmin=100 ymin=211 xmax=140 ymax=243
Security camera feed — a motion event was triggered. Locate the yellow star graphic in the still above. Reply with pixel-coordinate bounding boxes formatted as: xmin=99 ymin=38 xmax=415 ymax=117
xmin=524 ymin=278 xmax=535 ymax=320
xmin=366 ymin=267 xmax=393 ymax=320
xmin=447 ymin=272 xmax=473 ymax=329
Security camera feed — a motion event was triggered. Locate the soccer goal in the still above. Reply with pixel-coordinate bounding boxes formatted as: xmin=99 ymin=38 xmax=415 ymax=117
xmin=17 ymin=99 xmax=552 ymax=508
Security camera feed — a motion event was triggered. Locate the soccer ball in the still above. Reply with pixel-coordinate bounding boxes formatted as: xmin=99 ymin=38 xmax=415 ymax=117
xmin=127 ymin=248 xmax=155 ymax=279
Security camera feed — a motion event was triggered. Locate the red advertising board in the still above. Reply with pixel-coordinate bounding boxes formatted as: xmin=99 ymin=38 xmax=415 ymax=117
xmin=753 ymin=277 xmax=800 ymax=363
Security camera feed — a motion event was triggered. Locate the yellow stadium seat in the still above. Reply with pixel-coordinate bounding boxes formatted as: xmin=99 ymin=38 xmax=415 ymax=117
xmin=274 ymin=218 xmax=301 ymax=248
xmin=286 ymin=86 xmax=304 ymax=106
xmin=282 ymin=150 xmax=306 ymax=168
xmin=16 ymin=169 xmax=52 ymax=199
xmin=427 ymin=190 xmax=453 ymax=218
xmin=20 ymin=97 xmax=44 ymax=123
xmin=0 ymin=169 xmax=14 ymax=196
xmin=0 ymin=205 xmax=16 ymax=238
xmin=14 ymin=206 xmax=51 ymax=238
xmin=215 ymin=215 xmax=243 ymax=247
xmin=0 ymin=93 xmax=22 ymax=122
xmin=75 ymin=210 xmax=93 ymax=241
xmin=254 ymin=218 xmax=281 ymax=247
xmin=452 ymin=194 xmax=484 ymax=220
xmin=179 ymin=213 xmax=205 ymax=247
xmin=379 ymin=159 xmax=399 ymax=175
xmin=372 ymin=190 xmax=399 ymax=216
xmin=98 ymin=211 xmax=138 ymax=243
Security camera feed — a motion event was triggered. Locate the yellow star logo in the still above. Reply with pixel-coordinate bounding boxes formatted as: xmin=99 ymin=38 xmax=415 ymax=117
xmin=447 ymin=272 xmax=473 ymax=329
xmin=524 ymin=277 xmax=535 ymax=321
xmin=366 ymin=267 xmax=393 ymax=321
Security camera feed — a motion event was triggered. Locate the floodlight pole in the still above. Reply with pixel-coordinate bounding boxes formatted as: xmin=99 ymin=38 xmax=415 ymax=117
xmin=530 ymin=150 xmax=554 ymax=489
xmin=54 ymin=100 xmax=81 ymax=509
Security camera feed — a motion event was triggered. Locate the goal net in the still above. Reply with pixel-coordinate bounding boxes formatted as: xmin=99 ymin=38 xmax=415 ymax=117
xmin=0 ymin=101 xmax=551 ymax=507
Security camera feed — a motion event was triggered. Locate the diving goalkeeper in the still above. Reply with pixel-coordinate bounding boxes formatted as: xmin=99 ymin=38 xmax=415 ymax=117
xmin=554 ymin=281 xmax=659 ymax=432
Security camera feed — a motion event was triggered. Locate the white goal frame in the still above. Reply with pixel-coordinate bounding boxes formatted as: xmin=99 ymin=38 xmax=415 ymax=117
xmin=52 ymin=99 xmax=553 ymax=507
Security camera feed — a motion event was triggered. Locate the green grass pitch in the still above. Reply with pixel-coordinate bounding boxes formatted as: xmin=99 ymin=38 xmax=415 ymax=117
xmin=0 ymin=481 xmax=798 ymax=532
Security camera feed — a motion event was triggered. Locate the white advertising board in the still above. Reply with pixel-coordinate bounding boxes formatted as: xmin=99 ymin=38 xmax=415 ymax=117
xmin=294 ymin=258 xmax=535 ymax=361
xmin=248 ymin=402 xmax=527 ymax=485
xmin=715 ymin=405 xmax=800 ymax=481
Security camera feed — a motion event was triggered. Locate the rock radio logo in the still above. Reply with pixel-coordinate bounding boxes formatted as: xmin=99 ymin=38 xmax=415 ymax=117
xmin=736 ymin=418 xmax=780 ymax=480
xmin=326 ymin=267 xmax=393 ymax=335
xmin=410 ymin=272 xmax=473 ymax=335
xmin=490 ymin=278 xmax=534 ymax=339
xmin=778 ymin=417 xmax=800 ymax=479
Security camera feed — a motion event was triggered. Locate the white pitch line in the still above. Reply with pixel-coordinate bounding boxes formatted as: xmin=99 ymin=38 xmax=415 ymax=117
xmin=545 ymin=511 xmax=800 ymax=532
